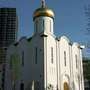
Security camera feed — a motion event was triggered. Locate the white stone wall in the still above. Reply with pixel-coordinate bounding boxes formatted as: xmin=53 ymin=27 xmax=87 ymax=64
xmin=44 ymin=35 xmax=57 ymax=89
xmin=72 ymin=43 xmax=84 ymax=90
xmin=5 ymin=35 xmax=84 ymax=90
xmin=59 ymin=36 xmax=71 ymax=90
xmin=30 ymin=34 xmax=44 ymax=89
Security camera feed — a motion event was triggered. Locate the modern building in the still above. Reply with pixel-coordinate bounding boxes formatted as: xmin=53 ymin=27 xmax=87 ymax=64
xmin=5 ymin=1 xmax=84 ymax=90
xmin=0 ymin=8 xmax=17 ymax=63
xmin=0 ymin=8 xmax=17 ymax=90
xmin=83 ymin=58 xmax=90 ymax=90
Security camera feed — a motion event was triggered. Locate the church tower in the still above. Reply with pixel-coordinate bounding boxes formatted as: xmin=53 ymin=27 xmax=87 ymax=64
xmin=32 ymin=0 xmax=57 ymax=90
xmin=33 ymin=0 xmax=54 ymax=34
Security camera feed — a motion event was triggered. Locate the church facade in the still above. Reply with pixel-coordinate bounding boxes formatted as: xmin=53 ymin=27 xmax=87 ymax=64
xmin=5 ymin=1 xmax=84 ymax=90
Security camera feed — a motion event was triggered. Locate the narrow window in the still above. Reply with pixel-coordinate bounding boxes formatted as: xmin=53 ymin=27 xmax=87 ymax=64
xmin=51 ymin=47 xmax=53 ymax=63
xmin=50 ymin=20 xmax=51 ymax=32
xmin=20 ymin=83 xmax=24 ymax=90
xmin=2 ymin=65 xmax=5 ymax=90
xmin=35 ymin=20 xmax=38 ymax=33
xmin=10 ymin=55 xmax=13 ymax=69
xmin=34 ymin=22 xmax=36 ymax=33
xmin=35 ymin=48 xmax=37 ymax=64
xmin=42 ymin=20 xmax=44 ymax=31
xmin=64 ymin=51 xmax=66 ymax=66
xmin=75 ymin=54 xmax=78 ymax=68
xmin=22 ymin=51 xmax=24 ymax=66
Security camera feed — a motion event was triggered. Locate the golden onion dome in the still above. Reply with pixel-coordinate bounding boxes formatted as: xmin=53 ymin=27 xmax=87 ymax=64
xmin=33 ymin=0 xmax=54 ymax=20
xmin=33 ymin=7 xmax=54 ymax=20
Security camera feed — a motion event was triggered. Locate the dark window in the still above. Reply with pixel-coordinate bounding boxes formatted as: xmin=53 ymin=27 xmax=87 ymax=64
xmin=50 ymin=20 xmax=51 ymax=32
xmin=51 ymin=47 xmax=53 ymax=63
xmin=75 ymin=54 xmax=78 ymax=68
xmin=35 ymin=20 xmax=38 ymax=33
xmin=20 ymin=83 xmax=24 ymax=90
xmin=64 ymin=51 xmax=66 ymax=66
xmin=34 ymin=23 xmax=36 ymax=33
xmin=2 ymin=65 xmax=5 ymax=90
xmin=42 ymin=20 xmax=44 ymax=31
xmin=22 ymin=51 xmax=24 ymax=66
xmin=35 ymin=48 xmax=37 ymax=64
xmin=10 ymin=55 xmax=13 ymax=69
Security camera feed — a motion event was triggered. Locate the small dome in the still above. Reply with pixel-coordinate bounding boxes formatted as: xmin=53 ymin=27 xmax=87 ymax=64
xmin=33 ymin=7 xmax=54 ymax=20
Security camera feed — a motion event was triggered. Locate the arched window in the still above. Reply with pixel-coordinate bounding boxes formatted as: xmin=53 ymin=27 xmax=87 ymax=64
xmin=64 ymin=51 xmax=66 ymax=66
xmin=42 ymin=19 xmax=45 ymax=31
xmin=50 ymin=20 xmax=51 ymax=32
xmin=75 ymin=54 xmax=78 ymax=68
xmin=35 ymin=47 xmax=38 ymax=64
xmin=22 ymin=51 xmax=24 ymax=66
xmin=35 ymin=20 xmax=38 ymax=33
xmin=51 ymin=47 xmax=53 ymax=64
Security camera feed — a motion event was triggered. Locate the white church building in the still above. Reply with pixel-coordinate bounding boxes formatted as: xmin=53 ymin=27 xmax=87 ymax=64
xmin=5 ymin=1 xmax=84 ymax=90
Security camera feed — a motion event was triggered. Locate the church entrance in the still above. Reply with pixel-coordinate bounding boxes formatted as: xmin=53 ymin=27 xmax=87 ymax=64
xmin=64 ymin=82 xmax=69 ymax=90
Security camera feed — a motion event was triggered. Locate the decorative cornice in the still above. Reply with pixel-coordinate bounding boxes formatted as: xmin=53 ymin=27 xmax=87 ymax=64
xmin=40 ymin=33 xmax=48 ymax=37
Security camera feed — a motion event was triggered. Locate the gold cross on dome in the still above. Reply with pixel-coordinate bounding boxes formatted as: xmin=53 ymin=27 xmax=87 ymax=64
xmin=41 ymin=0 xmax=46 ymax=8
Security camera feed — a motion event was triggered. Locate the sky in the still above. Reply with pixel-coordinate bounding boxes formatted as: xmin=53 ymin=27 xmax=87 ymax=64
xmin=0 ymin=0 xmax=90 ymax=57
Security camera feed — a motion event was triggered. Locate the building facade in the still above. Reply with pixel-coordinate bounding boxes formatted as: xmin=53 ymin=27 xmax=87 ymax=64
xmin=0 ymin=8 xmax=17 ymax=90
xmin=5 ymin=1 xmax=84 ymax=90
xmin=0 ymin=8 xmax=17 ymax=63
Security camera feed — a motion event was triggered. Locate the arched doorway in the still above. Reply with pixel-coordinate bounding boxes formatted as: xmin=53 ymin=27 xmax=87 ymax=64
xmin=64 ymin=82 xmax=69 ymax=90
